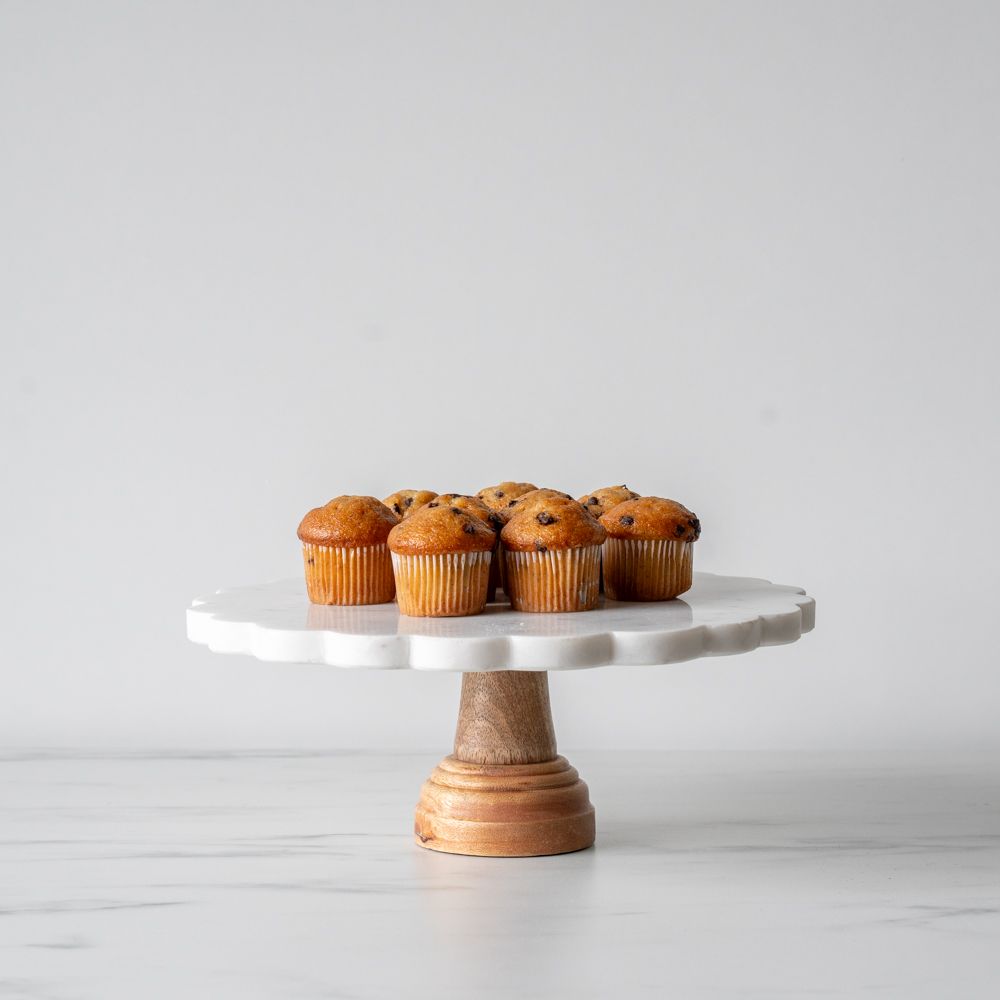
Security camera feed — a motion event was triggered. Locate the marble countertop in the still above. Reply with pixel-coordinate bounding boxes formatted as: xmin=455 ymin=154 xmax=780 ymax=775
xmin=1 ymin=750 xmax=997 ymax=999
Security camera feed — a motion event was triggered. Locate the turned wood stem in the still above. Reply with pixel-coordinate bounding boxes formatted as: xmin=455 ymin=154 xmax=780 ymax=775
xmin=453 ymin=671 xmax=557 ymax=765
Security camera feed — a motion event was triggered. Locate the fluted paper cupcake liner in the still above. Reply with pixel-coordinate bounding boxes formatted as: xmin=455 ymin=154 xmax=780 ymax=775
xmin=391 ymin=550 xmax=491 ymax=617
xmin=302 ymin=542 xmax=395 ymax=606
xmin=503 ymin=545 xmax=601 ymax=613
xmin=602 ymin=538 xmax=692 ymax=601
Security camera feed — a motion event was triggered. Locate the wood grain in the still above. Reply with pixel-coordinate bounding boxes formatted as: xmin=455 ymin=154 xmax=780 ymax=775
xmin=453 ymin=671 xmax=557 ymax=765
xmin=414 ymin=755 xmax=595 ymax=857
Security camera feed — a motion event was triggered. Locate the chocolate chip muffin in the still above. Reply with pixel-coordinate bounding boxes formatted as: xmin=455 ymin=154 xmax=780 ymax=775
xmin=388 ymin=504 xmax=497 ymax=617
xmin=577 ymin=485 xmax=640 ymax=520
xmin=501 ymin=498 xmax=606 ymax=612
xmin=499 ymin=492 xmax=585 ymax=598
xmin=475 ymin=481 xmax=537 ymax=512
xmin=599 ymin=497 xmax=701 ymax=601
xmin=427 ymin=494 xmax=505 ymax=602
xmin=382 ymin=489 xmax=437 ymax=520
xmin=297 ymin=496 xmax=399 ymax=605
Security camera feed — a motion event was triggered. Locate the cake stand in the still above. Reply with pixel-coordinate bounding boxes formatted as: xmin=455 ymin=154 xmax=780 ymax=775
xmin=187 ymin=572 xmax=814 ymax=857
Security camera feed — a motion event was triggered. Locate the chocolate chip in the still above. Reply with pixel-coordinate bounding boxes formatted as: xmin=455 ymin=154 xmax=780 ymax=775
xmin=508 ymin=498 xmax=520 ymax=507
xmin=462 ymin=522 xmax=476 ymax=534
xmin=620 ymin=515 xmax=635 ymax=526
xmin=404 ymin=496 xmax=413 ymax=507
xmin=675 ymin=523 xmax=686 ymax=536
xmin=535 ymin=542 xmax=548 ymax=552
xmin=450 ymin=506 xmax=461 ymax=514
xmin=495 ymin=490 xmax=504 ymax=498
xmin=536 ymin=512 xmax=557 ymax=525
xmin=488 ymin=513 xmax=502 ymax=531
xmin=392 ymin=503 xmax=401 ymax=515
xmin=427 ymin=501 xmax=439 ymax=508
xmin=586 ymin=496 xmax=599 ymax=505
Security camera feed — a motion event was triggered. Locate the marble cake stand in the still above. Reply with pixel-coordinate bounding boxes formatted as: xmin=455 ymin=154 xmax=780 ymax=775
xmin=187 ymin=572 xmax=814 ymax=857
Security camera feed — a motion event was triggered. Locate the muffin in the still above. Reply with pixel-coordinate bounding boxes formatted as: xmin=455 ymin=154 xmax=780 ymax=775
xmin=382 ymin=489 xmax=437 ymax=519
xmin=427 ymin=494 xmax=505 ymax=602
xmin=501 ymin=498 xmax=606 ymax=612
xmin=599 ymin=497 xmax=700 ymax=601
xmin=476 ymin=482 xmax=537 ymax=512
xmin=389 ymin=504 xmax=497 ymax=617
xmin=577 ymin=485 xmax=640 ymax=520
xmin=297 ymin=496 xmax=399 ymax=605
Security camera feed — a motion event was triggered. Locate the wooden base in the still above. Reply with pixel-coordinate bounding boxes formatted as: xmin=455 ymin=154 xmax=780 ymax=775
xmin=415 ymin=755 xmax=594 ymax=856
xmin=414 ymin=671 xmax=595 ymax=857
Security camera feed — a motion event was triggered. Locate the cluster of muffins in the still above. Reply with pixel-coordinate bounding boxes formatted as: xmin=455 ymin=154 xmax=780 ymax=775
xmin=297 ymin=483 xmax=701 ymax=617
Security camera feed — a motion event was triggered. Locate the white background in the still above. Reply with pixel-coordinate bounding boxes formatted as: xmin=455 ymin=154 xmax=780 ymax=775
xmin=3 ymin=1 xmax=998 ymax=752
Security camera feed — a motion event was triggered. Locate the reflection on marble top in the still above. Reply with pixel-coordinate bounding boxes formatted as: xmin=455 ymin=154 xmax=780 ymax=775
xmin=0 ymin=751 xmax=997 ymax=998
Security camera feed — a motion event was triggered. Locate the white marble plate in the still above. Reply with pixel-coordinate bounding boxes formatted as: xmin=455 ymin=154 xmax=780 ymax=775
xmin=187 ymin=572 xmax=814 ymax=671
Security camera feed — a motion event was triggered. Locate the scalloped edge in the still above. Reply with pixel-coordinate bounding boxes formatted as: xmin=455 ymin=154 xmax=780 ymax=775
xmin=186 ymin=573 xmax=814 ymax=672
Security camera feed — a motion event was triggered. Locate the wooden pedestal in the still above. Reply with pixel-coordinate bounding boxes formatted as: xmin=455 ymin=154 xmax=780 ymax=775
xmin=414 ymin=671 xmax=595 ymax=857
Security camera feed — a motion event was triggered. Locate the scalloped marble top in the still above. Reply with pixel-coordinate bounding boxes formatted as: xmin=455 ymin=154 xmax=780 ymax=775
xmin=187 ymin=572 xmax=814 ymax=671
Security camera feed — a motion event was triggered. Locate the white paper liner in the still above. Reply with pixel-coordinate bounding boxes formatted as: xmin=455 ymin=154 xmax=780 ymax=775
xmin=602 ymin=538 xmax=692 ymax=601
xmin=503 ymin=544 xmax=602 ymax=612
xmin=302 ymin=542 xmax=395 ymax=605
xmin=391 ymin=550 xmax=491 ymax=617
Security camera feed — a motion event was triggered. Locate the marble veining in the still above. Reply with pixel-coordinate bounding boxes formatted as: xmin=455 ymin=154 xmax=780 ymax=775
xmin=187 ymin=572 xmax=815 ymax=670
xmin=0 ymin=751 xmax=997 ymax=999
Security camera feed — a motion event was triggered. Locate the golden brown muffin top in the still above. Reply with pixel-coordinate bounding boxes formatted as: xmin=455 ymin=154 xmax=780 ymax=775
xmin=502 ymin=490 xmax=583 ymax=523
xmin=578 ymin=485 xmax=640 ymax=519
xmin=504 ymin=487 xmax=573 ymax=511
xmin=600 ymin=497 xmax=701 ymax=542
xmin=426 ymin=494 xmax=504 ymax=532
xmin=475 ymin=481 xmax=537 ymax=511
xmin=382 ymin=489 xmax=437 ymax=519
xmin=298 ymin=495 xmax=400 ymax=547
xmin=388 ymin=504 xmax=497 ymax=555
xmin=501 ymin=497 xmax=606 ymax=552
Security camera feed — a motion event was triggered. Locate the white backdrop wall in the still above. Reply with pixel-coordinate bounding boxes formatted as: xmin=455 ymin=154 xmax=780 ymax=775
xmin=3 ymin=1 xmax=998 ymax=751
